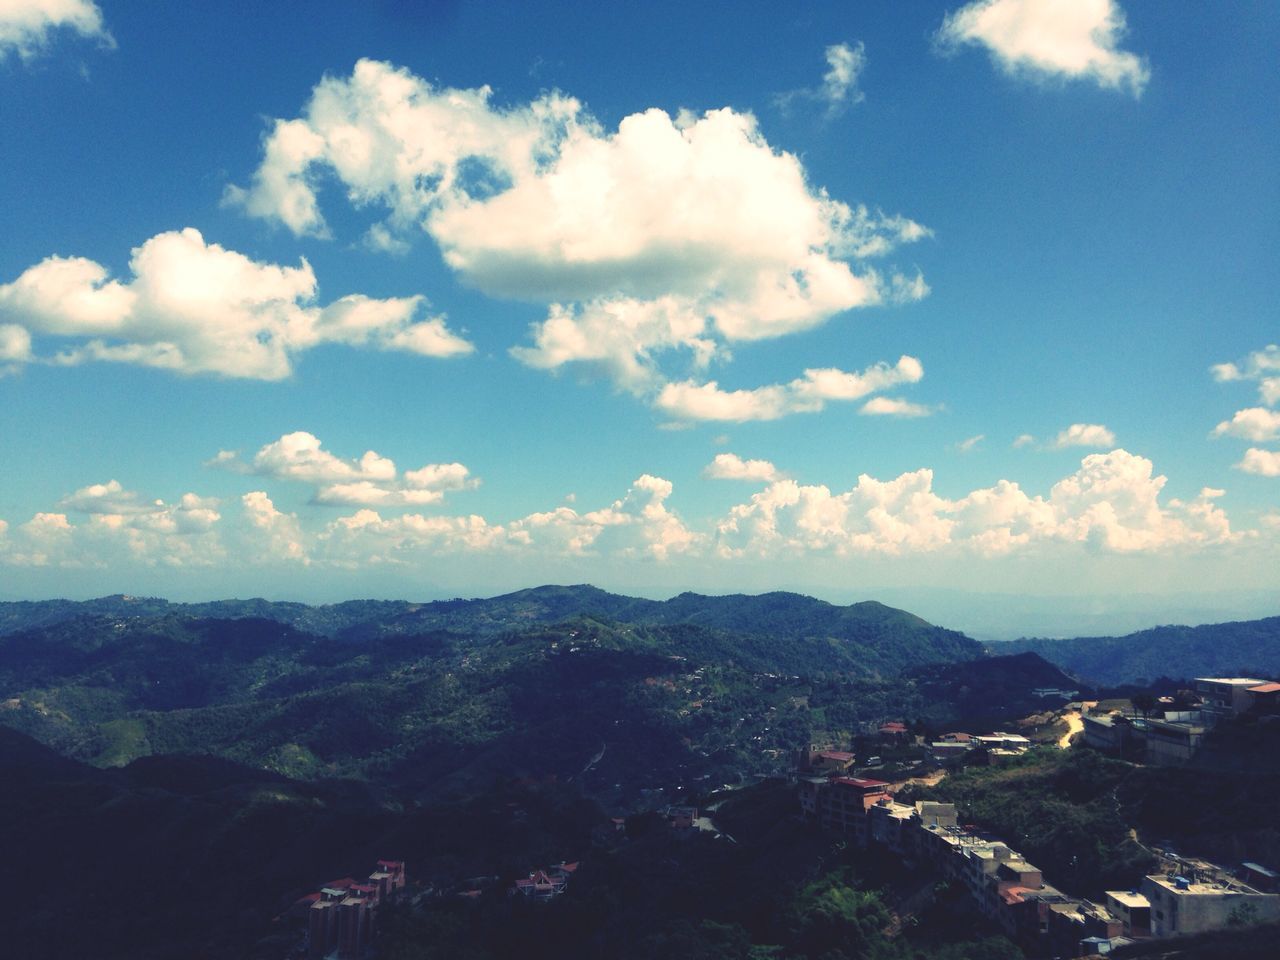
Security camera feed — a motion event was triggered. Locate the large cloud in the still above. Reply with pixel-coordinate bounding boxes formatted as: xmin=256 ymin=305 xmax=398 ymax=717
xmin=227 ymin=59 xmax=930 ymax=411
xmin=715 ymin=450 xmax=1234 ymax=558
xmin=0 ymin=482 xmax=222 ymax=568
xmin=213 ymin=431 xmax=477 ymax=507
xmin=0 ymin=0 xmax=110 ymax=61
xmin=937 ymin=0 xmax=1149 ymax=96
xmin=0 ymin=228 xmax=472 ymax=380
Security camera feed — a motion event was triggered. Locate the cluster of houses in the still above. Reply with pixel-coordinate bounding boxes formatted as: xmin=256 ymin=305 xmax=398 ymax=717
xmin=798 ymin=775 xmax=1280 ymax=954
xmin=1084 ymin=677 xmax=1280 ymax=765
xmin=293 ymin=860 xmax=406 ymax=959
xmin=796 ymin=724 xmax=1033 ymax=775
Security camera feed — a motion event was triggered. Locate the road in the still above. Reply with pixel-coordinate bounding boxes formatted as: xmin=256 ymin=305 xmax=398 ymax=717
xmin=1058 ymin=711 xmax=1084 ymax=748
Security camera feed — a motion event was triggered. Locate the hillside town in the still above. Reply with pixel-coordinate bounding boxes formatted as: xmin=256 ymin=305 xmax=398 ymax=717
xmin=794 ymin=675 xmax=1280 ymax=956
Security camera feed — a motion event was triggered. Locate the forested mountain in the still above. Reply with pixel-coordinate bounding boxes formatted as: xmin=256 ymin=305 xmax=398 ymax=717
xmin=0 ymin=588 xmax=999 ymax=802
xmin=0 ymin=584 xmax=982 ymax=672
xmin=990 ymin=616 xmax=1280 ymax=685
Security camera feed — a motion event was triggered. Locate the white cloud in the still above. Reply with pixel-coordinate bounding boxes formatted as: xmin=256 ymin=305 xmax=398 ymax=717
xmin=1 ymin=483 xmax=223 ymax=568
xmin=1212 ymin=345 xmax=1280 ymax=406
xmin=704 ymin=453 xmax=781 ymax=483
xmin=860 ymin=396 xmax=935 ymax=418
xmin=228 ymin=59 xmax=930 ymax=406
xmin=1012 ymin=433 xmax=1036 ymax=448
xmin=937 ymin=0 xmax=1149 ymax=96
xmin=715 ymin=449 xmax=1235 ymax=559
xmin=216 ymin=431 xmax=478 ymax=507
xmin=655 ymin=355 xmax=925 ymax=422
xmin=1212 ymin=408 xmax=1280 ymax=443
xmin=956 ymin=434 xmax=985 ymax=453
xmin=242 ymin=491 xmax=309 ymax=563
xmin=1236 ymin=448 xmax=1280 ymax=477
xmin=776 ymin=41 xmax=868 ymax=114
xmin=1053 ymin=423 xmax=1116 ymax=448
xmin=0 ymin=0 xmax=111 ymax=61
xmin=0 ymin=228 xmax=472 ymax=380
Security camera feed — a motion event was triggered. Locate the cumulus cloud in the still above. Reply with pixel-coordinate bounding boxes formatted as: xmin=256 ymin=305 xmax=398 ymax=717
xmin=227 ymin=59 xmax=930 ymax=408
xmin=937 ymin=0 xmax=1149 ymax=96
xmin=0 ymin=228 xmax=472 ymax=380
xmin=1053 ymin=423 xmax=1116 ymax=448
xmin=1 ymin=483 xmax=222 ymax=568
xmin=1212 ymin=408 xmax=1280 ymax=443
xmin=214 ymin=431 xmax=478 ymax=507
xmin=242 ymin=492 xmax=309 ymax=562
xmin=655 ymin=355 xmax=925 ymax=422
xmin=777 ymin=42 xmax=868 ymax=114
xmin=1236 ymin=448 xmax=1280 ymax=477
xmin=1212 ymin=344 xmax=1280 ymax=406
xmin=715 ymin=449 xmax=1234 ymax=559
xmin=0 ymin=0 xmax=111 ymax=61
xmin=704 ymin=454 xmax=781 ymax=483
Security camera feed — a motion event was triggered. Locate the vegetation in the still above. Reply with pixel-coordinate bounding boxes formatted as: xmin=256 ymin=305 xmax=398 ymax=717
xmin=992 ymin=617 xmax=1280 ymax=685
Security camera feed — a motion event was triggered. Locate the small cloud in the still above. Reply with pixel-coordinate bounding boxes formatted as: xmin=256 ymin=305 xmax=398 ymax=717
xmin=1012 ymin=433 xmax=1036 ymax=448
xmin=860 ymin=396 xmax=934 ymax=418
xmin=1052 ymin=423 xmax=1116 ymax=449
xmin=1212 ymin=408 xmax=1280 ymax=443
xmin=775 ymin=41 xmax=868 ymax=115
xmin=956 ymin=434 xmax=985 ymax=453
xmin=1236 ymin=448 xmax=1280 ymax=477
xmin=704 ymin=453 xmax=781 ymax=483
xmin=935 ymin=0 xmax=1150 ymax=97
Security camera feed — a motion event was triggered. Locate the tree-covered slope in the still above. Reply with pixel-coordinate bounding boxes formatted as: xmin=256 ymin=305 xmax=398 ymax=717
xmin=990 ymin=616 xmax=1280 ymax=685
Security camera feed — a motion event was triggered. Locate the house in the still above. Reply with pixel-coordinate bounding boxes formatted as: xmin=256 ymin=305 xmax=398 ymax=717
xmin=1104 ymin=889 xmax=1151 ymax=937
xmin=878 ymin=721 xmax=910 ymax=741
xmin=667 ymin=805 xmax=698 ymax=829
xmin=1142 ymin=870 xmax=1280 ymax=937
xmin=929 ymin=741 xmax=970 ymax=762
xmin=795 ymin=746 xmax=856 ymax=774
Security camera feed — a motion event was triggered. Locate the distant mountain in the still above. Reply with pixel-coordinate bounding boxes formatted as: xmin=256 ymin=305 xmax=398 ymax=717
xmin=990 ymin=616 xmax=1280 ymax=686
xmin=0 ymin=587 xmax=990 ymax=799
xmin=0 ymin=584 xmax=981 ymax=675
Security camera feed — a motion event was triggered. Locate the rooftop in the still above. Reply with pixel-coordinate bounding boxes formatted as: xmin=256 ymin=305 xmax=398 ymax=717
xmin=1248 ymin=682 xmax=1280 ymax=694
xmin=1106 ymin=890 xmax=1151 ymax=909
xmin=1195 ymin=677 xmax=1267 ymax=686
xmin=1147 ymin=874 xmax=1268 ymax=897
xmin=833 ymin=777 xmax=890 ymax=789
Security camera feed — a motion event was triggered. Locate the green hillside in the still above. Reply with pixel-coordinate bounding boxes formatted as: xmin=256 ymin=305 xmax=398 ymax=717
xmin=990 ymin=616 xmax=1280 ymax=685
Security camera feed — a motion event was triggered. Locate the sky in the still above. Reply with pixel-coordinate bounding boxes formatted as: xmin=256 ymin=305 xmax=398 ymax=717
xmin=0 ymin=0 xmax=1277 ymax=638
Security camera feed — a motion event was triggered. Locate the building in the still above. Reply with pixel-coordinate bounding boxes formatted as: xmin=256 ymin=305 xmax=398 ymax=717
xmin=1143 ymin=717 xmax=1206 ymax=765
xmin=1104 ymin=889 xmax=1151 ymax=937
xmin=1142 ymin=870 xmax=1280 ymax=937
xmin=799 ymin=776 xmax=891 ymax=840
xmin=304 ymin=861 xmax=405 ymax=959
xmin=795 ymin=746 xmax=856 ymax=774
xmin=1195 ymin=678 xmax=1267 ymax=719
xmin=1246 ymin=682 xmax=1280 ymax=715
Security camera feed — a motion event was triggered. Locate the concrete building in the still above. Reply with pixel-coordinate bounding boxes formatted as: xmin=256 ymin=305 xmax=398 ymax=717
xmin=1143 ymin=717 xmax=1206 ymax=765
xmin=1142 ymin=871 xmax=1280 ymax=937
xmin=1104 ymin=889 xmax=1151 ymax=937
xmin=1195 ymin=678 xmax=1267 ymax=719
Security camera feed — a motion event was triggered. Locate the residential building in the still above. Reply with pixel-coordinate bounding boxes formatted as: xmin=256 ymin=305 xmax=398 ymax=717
xmin=1104 ymin=890 xmax=1151 ymax=937
xmin=1195 ymin=678 xmax=1267 ymax=719
xmin=1143 ymin=717 xmax=1206 ymax=765
xmin=1142 ymin=871 xmax=1280 ymax=937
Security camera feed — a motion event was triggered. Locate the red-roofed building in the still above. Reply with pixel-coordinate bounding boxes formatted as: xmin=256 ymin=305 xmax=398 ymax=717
xmin=878 ymin=721 xmax=911 ymax=742
xmin=800 ymin=776 xmax=893 ymax=840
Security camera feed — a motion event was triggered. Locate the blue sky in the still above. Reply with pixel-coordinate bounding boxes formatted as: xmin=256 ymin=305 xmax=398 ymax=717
xmin=0 ymin=0 xmax=1277 ymax=637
